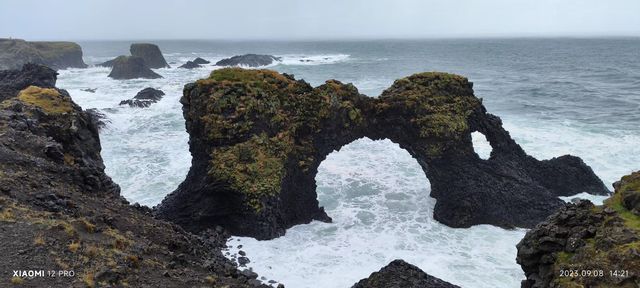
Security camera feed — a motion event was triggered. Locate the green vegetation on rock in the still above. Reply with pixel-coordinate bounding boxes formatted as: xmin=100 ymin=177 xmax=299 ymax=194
xmin=16 ymin=85 xmax=73 ymax=114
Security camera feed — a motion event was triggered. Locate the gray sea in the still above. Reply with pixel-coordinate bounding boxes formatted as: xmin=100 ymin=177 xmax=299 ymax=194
xmin=57 ymin=38 xmax=640 ymax=288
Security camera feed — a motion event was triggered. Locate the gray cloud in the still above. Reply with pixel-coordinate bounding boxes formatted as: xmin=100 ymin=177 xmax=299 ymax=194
xmin=1 ymin=0 xmax=639 ymax=40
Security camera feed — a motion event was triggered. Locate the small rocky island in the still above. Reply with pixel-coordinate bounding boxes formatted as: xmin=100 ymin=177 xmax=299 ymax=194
xmin=157 ymin=68 xmax=608 ymax=240
xmin=119 ymin=87 xmax=165 ymax=107
xmin=0 ymin=38 xmax=87 ymax=70
xmin=107 ymin=56 xmax=162 ymax=80
xmin=215 ymin=54 xmax=282 ymax=67
xmin=130 ymin=43 xmax=170 ymax=69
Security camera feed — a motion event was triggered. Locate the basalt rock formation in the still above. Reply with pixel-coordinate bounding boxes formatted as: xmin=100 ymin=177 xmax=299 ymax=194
xmin=0 ymin=64 xmax=268 ymax=287
xmin=156 ymin=68 xmax=609 ymax=240
xmin=0 ymin=39 xmax=88 ymax=71
xmin=119 ymin=87 xmax=165 ymax=108
xmin=215 ymin=54 xmax=282 ymax=67
xmin=108 ymin=56 xmax=162 ymax=80
xmin=130 ymin=43 xmax=170 ymax=69
xmin=352 ymin=260 xmax=460 ymax=288
xmin=193 ymin=57 xmax=211 ymax=65
xmin=517 ymin=171 xmax=640 ymax=288
xmin=179 ymin=61 xmax=202 ymax=69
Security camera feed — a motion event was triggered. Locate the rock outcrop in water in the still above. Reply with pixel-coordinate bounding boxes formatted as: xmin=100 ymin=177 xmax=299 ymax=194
xmin=352 ymin=260 xmax=460 ymax=288
xmin=517 ymin=171 xmax=640 ymax=288
xmin=193 ymin=57 xmax=210 ymax=64
xmin=108 ymin=56 xmax=162 ymax=80
xmin=119 ymin=87 xmax=165 ymax=107
xmin=156 ymin=68 xmax=609 ymax=240
xmin=0 ymin=38 xmax=87 ymax=70
xmin=0 ymin=64 xmax=268 ymax=287
xmin=179 ymin=61 xmax=202 ymax=69
xmin=130 ymin=43 xmax=170 ymax=69
xmin=215 ymin=54 xmax=281 ymax=67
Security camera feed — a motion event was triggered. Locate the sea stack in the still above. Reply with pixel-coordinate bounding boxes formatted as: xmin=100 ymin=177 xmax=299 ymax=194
xmin=119 ymin=87 xmax=165 ymax=107
xmin=0 ymin=38 xmax=87 ymax=70
xmin=108 ymin=56 xmax=162 ymax=80
xmin=129 ymin=43 xmax=170 ymax=69
xmin=156 ymin=68 xmax=609 ymax=240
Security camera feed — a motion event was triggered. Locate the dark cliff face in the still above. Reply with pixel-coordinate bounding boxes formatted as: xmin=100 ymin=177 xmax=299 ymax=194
xmin=352 ymin=260 xmax=460 ymax=288
xmin=156 ymin=68 xmax=609 ymax=240
xmin=129 ymin=43 xmax=170 ymax=69
xmin=0 ymin=65 xmax=268 ymax=287
xmin=0 ymin=39 xmax=87 ymax=70
xmin=517 ymin=171 xmax=640 ymax=288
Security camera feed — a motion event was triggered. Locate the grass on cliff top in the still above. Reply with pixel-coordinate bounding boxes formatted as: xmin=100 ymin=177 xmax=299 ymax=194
xmin=205 ymin=67 xmax=291 ymax=83
xmin=17 ymin=86 xmax=73 ymax=114
xmin=605 ymin=171 xmax=640 ymax=231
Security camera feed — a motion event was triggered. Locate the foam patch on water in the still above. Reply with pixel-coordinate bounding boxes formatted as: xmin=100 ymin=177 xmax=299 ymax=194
xmin=277 ymin=54 xmax=350 ymax=66
xmin=559 ymin=192 xmax=609 ymax=205
xmin=226 ymin=138 xmax=526 ymax=288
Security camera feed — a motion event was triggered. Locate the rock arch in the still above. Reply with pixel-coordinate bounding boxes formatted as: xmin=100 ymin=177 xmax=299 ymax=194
xmin=156 ymin=68 xmax=609 ymax=240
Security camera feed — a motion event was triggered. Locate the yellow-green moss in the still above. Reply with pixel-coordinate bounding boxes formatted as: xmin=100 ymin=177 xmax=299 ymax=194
xmin=210 ymin=133 xmax=292 ymax=211
xmin=605 ymin=171 xmax=640 ymax=231
xmin=17 ymin=86 xmax=73 ymax=114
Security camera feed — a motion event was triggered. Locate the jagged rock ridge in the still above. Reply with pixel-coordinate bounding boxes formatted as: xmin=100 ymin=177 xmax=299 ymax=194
xmin=156 ymin=68 xmax=609 ymax=240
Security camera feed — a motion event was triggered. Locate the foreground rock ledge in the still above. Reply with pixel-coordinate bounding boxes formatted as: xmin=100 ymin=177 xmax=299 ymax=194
xmin=517 ymin=171 xmax=640 ymax=288
xmin=156 ymin=68 xmax=609 ymax=239
xmin=352 ymin=260 xmax=459 ymax=288
xmin=0 ymin=65 xmax=268 ymax=287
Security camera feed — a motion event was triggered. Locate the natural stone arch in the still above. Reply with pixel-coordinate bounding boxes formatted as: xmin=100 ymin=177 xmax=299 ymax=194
xmin=156 ymin=68 xmax=609 ymax=240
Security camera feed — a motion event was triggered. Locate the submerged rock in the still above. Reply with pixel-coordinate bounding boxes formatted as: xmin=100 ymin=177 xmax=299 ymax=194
xmin=130 ymin=43 xmax=170 ymax=69
xmin=352 ymin=260 xmax=459 ymax=288
xmin=156 ymin=68 xmax=609 ymax=240
xmin=178 ymin=61 xmax=201 ymax=69
xmin=0 ymin=38 xmax=88 ymax=70
xmin=119 ymin=87 xmax=165 ymax=108
xmin=215 ymin=54 xmax=281 ymax=67
xmin=108 ymin=56 xmax=162 ymax=80
xmin=517 ymin=171 xmax=640 ymax=288
xmin=193 ymin=57 xmax=210 ymax=64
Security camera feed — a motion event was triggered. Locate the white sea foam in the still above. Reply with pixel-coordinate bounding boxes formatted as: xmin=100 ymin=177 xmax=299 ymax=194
xmin=276 ymin=54 xmax=350 ymax=66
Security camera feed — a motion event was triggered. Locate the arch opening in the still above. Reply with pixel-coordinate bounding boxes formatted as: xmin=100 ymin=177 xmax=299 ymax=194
xmin=471 ymin=131 xmax=493 ymax=160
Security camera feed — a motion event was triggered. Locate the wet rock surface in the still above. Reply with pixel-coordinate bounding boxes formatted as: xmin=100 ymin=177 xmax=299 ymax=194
xmin=352 ymin=260 xmax=459 ymax=288
xmin=0 ymin=38 xmax=87 ymax=70
xmin=179 ymin=61 xmax=202 ymax=69
xmin=517 ymin=171 xmax=640 ymax=288
xmin=119 ymin=87 xmax=165 ymax=108
xmin=156 ymin=68 xmax=608 ymax=240
xmin=129 ymin=43 xmax=170 ymax=69
xmin=193 ymin=57 xmax=210 ymax=64
xmin=215 ymin=54 xmax=282 ymax=67
xmin=0 ymin=64 xmax=269 ymax=287
xmin=108 ymin=56 xmax=162 ymax=80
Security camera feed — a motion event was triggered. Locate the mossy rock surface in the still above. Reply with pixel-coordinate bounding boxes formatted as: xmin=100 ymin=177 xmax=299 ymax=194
xmin=518 ymin=171 xmax=640 ymax=288
xmin=158 ymin=68 xmax=609 ymax=239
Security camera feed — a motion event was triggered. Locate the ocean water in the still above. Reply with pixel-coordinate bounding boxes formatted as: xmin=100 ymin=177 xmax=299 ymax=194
xmin=56 ymin=39 xmax=640 ymax=288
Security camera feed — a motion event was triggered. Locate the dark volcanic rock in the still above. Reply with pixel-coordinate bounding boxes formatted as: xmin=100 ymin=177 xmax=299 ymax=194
xmin=0 ymin=38 xmax=87 ymax=70
xmin=130 ymin=43 xmax=170 ymax=69
xmin=156 ymin=68 xmax=609 ymax=240
xmin=352 ymin=260 xmax=459 ymax=288
xmin=178 ymin=61 xmax=202 ymax=69
xmin=97 ymin=57 xmax=118 ymax=68
xmin=0 ymin=63 xmax=57 ymax=101
xmin=108 ymin=56 xmax=162 ymax=80
xmin=119 ymin=87 xmax=165 ymax=108
xmin=517 ymin=172 xmax=640 ymax=288
xmin=193 ymin=57 xmax=210 ymax=64
xmin=0 ymin=65 xmax=269 ymax=288
xmin=215 ymin=54 xmax=281 ymax=67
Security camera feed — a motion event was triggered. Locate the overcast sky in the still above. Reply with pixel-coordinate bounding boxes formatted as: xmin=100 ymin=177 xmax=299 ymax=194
xmin=1 ymin=0 xmax=640 ymax=40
